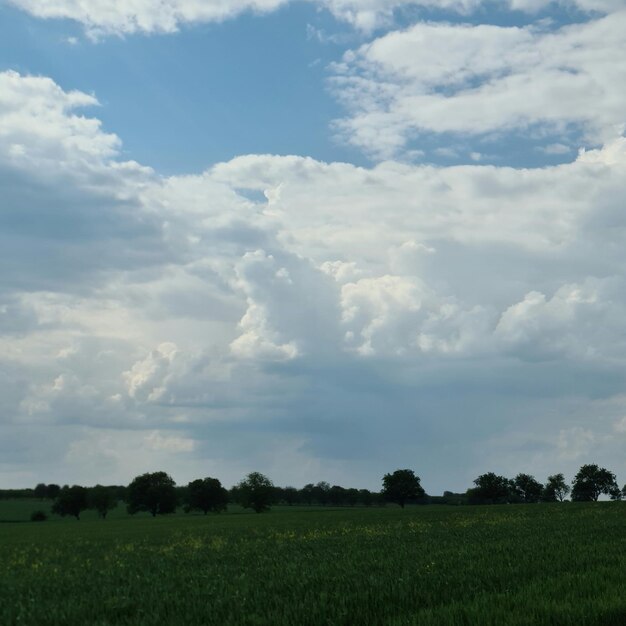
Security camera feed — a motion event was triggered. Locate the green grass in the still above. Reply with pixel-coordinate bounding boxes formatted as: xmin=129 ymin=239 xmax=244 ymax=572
xmin=0 ymin=501 xmax=625 ymax=625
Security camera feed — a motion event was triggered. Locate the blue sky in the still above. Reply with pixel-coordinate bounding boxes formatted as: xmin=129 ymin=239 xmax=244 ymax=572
xmin=0 ymin=1 xmax=598 ymax=172
xmin=0 ymin=2 xmax=367 ymax=172
xmin=1 ymin=0 xmax=626 ymax=492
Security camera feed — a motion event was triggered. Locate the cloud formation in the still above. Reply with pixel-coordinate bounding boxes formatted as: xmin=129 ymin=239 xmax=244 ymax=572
xmin=0 ymin=71 xmax=171 ymax=292
xmin=331 ymin=11 xmax=626 ymax=158
xmin=7 ymin=0 xmax=625 ymax=36
xmin=2 ymin=68 xmax=626 ymax=491
xmin=6 ymin=0 xmax=290 ymax=37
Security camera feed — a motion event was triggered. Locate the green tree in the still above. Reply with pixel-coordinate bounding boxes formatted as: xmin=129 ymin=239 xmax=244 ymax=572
xmin=345 ymin=487 xmax=360 ymax=507
xmin=542 ymin=473 xmax=570 ymax=502
xmin=312 ymin=481 xmax=331 ymax=506
xmin=329 ymin=485 xmax=347 ymax=506
xmin=571 ymin=464 xmax=619 ymax=502
xmin=88 ymin=485 xmax=118 ymax=519
xmin=46 ymin=484 xmax=61 ymax=499
xmin=300 ymin=483 xmax=315 ymax=505
xmin=513 ymin=473 xmax=543 ymax=503
xmin=184 ymin=477 xmax=229 ymax=515
xmin=359 ymin=489 xmax=374 ymax=507
xmin=51 ymin=485 xmax=88 ymax=520
xmin=237 ymin=472 xmax=275 ymax=513
xmin=280 ymin=486 xmax=300 ymax=506
xmin=382 ymin=469 xmax=425 ymax=508
xmin=467 ymin=473 xmax=512 ymax=504
xmin=34 ymin=483 xmax=47 ymax=499
xmin=127 ymin=472 xmax=177 ymax=517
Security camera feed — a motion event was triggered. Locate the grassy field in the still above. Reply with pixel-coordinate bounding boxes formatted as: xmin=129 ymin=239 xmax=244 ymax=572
xmin=0 ymin=500 xmax=625 ymax=625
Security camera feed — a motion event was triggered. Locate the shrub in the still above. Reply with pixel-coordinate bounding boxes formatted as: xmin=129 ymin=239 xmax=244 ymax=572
xmin=30 ymin=510 xmax=48 ymax=522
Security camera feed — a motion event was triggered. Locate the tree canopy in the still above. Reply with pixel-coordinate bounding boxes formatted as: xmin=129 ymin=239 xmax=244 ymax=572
xmin=22 ymin=462 xmax=626 ymax=521
xmin=184 ymin=477 xmax=229 ymax=515
xmin=542 ymin=474 xmax=570 ymax=502
xmin=381 ymin=469 xmax=425 ymax=508
xmin=236 ymin=472 xmax=275 ymax=513
xmin=513 ymin=473 xmax=543 ymax=503
xmin=467 ymin=473 xmax=512 ymax=505
xmin=88 ymin=485 xmax=118 ymax=519
xmin=127 ymin=472 xmax=178 ymax=517
xmin=571 ymin=465 xmax=619 ymax=502
xmin=51 ymin=485 xmax=88 ymax=520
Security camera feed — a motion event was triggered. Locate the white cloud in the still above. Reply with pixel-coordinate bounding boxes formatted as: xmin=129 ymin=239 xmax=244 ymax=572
xmin=7 ymin=0 xmax=290 ymax=37
xmin=0 ymin=70 xmax=118 ymax=163
xmin=7 ymin=1 xmax=626 ymax=36
xmin=0 ymin=71 xmax=172 ymax=296
xmin=541 ymin=143 xmax=572 ymax=155
xmin=614 ymin=417 xmax=626 ymax=433
xmin=124 ymin=342 xmax=180 ymax=402
xmin=331 ymin=12 xmax=626 ymax=158
xmin=145 ymin=430 xmax=195 ymax=452
xmin=494 ymin=281 xmax=619 ymax=361
xmin=2 ymin=71 xmax=626 ymax=490
xmin=557 ymin=426 xmax=595 ymax=460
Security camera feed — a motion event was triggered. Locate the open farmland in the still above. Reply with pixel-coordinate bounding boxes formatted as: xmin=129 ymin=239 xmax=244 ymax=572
xmin=1 ymin=502 xmax=625 ymax=625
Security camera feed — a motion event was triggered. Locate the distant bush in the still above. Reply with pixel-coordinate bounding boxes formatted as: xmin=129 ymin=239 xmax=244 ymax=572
xmin=30 ymin=510 xmax=48 ymax=522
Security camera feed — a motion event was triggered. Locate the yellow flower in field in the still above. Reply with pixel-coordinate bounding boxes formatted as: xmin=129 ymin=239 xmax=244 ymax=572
xmin=210 ymin=536 xmax=226 ymax=551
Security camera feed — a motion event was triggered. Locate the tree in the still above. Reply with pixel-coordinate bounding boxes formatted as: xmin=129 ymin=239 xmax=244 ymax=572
xmin=542 ymin=473 xmax=570 ymax=502
xmin=112 ymin=485 xmax=128 ymax=502
xmin=300 ymin=483 xmax=315 ymax=505
xmin=513 ymin=473 xmax=543 ymax=503
xmin=34 ymin=483 xmax=47 ymax=499
xmin=467 ymin=473 xmax=512 ymax=505
xmin=571 ymin=464 xmax=619 ymax=502
xmin=127 ymin=472 xmax=178 ymax=517
xmin=184 ymin=477 xmax=229 ymax=515
xmin=88 ymin=485 xmax=118 ymax=519
xmin=345 ymin=487 xmax=360 ymax=507
xmin=312 ymin=481 xmax=331 ymax=506
xmin=237 ymin=472 xmax=275 ymax=513
xmin=52 ymin=485 xmax=88 ymax=520
xmin=329 ymin=485 xmax=347 ymax=506
xmin=382 ymin=469 xmax=425 ymax=508
xmin=46 ymin=484 xmax=61 ymax=500
xmin=281 ymin=486 xmax=300 ymax=506
xmin=359 ymin=489 xmax=374 ymax=507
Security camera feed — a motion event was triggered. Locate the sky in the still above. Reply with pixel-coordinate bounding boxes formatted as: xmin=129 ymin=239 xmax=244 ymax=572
xmin=1 ymin=0 xmax=626 ymax=494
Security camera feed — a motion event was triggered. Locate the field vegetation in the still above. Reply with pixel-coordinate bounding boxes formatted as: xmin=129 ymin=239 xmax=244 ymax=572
xmin=1 ymin=500 xmax=625 ymax=625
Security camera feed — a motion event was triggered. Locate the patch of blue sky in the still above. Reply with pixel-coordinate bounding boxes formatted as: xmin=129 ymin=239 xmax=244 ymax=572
xmin=0 ymin=1 xmax=599 ymax=173
xmin=402 ymin=122 xmax=587 ymax=169
xmin=0 ymin=2 xmax=369 ymax=174
xmin=393 ymin=2 xmax=597 ymax=30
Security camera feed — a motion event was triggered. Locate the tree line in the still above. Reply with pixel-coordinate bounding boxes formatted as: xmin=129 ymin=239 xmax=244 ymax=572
xmin=7 ymin=463 xmax=625 ymax=520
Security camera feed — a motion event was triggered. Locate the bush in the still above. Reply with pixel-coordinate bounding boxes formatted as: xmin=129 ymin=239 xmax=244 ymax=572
xmin=30 ymin=510 xmax=48 ymax=522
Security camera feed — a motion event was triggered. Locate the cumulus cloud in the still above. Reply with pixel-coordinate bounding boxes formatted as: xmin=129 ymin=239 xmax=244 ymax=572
xmin=0 ymin=71 xmax=174 ymax=293
xmin=7 ymin=0 xmax=626 ymax=36
xmin=331 ymin=12 xmax=626 ymax=158
xmin=493 ymin=280 xmax=626 ymax=362
xmin=2 ymin=70 xmax=626 ymax=490
xmin=0 ymin=71 xmax=116 ymax=162
xmin=6 ymin=0 xmax=291 ymax=37
xmin=125 ymin=343 xmax=180 ymax=402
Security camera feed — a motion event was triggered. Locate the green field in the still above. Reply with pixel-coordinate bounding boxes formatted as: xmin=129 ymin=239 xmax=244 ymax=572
xmin=1 ymin=501 xmax=625 ymax=625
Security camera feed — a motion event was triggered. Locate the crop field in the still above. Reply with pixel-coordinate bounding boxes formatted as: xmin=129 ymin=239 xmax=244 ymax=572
xmin=1 ymin=501 xmax=625 ymax=625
